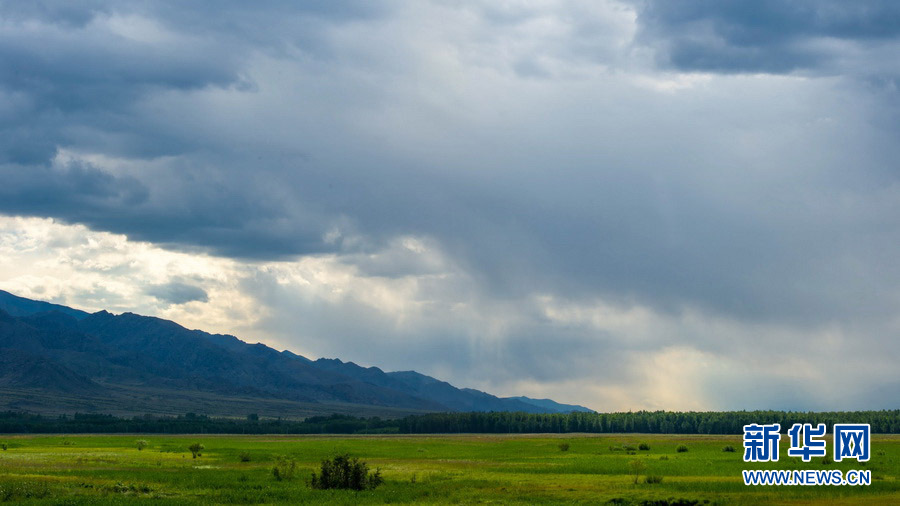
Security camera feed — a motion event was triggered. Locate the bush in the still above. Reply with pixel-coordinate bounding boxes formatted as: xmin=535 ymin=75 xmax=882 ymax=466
xmin=558 ymin=442 xmax=570 ymax=452
xmin=645 ymin=475 xmax=664 ymax=484
xmin=188 ymin=443 xmax=204 ymax=459
xmin=659 ymin=455 xmax=669 ymax=460
xmin=310 ymin=454 xmax=383 ymax=490
xmin=638 ymin=442 xmax=651 ymax=451
xmin=722 ymin=445 xmax=736 ymax=453
xmin=0 ymin=442 xmax=7 ymax=451
xmin=109 ymin=482 xmax=152 ymax=494
xmin=623 ymin=444 xmax=637 ymax=451
xmin=135 ymin=440 xmax=148 ymax=451
xmin=239 ymin=452 xmax=252 ymax=463
xmin=273 ymin=456 xmax=297 ymax=481
xmin=0 ymin=481 xmax=51 ymax=501
xmin=627 ymin=459 xmax=646 ymax=485
xmin=676 ymin=445 xmax=689 ymax=453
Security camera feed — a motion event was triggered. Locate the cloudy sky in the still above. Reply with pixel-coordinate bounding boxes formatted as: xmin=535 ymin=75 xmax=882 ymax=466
xmin=2 ymin=0 xmax=899 ymax=411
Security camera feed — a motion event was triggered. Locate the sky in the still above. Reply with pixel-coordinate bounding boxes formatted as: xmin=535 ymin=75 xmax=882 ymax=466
xmin=1 ymin=0 xmax=899 ymax=411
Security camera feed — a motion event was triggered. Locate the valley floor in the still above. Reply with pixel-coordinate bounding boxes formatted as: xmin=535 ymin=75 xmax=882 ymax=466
xmin=0 ymin=433 xmax=897 ymax=504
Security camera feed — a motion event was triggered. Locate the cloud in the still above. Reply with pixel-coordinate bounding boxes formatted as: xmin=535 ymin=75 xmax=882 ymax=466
xmin=633 ymin=0 xmax=900 ymax=75
xmin=1 ymin=2 xmax=899 ymax=410
xmin=147 ymin=281 xmax=208 ymax=305
xmin=0 ymin=157 xmax=148 ymax=215
xmin=2 ymin=216 xmax=899 ymax=411
xmin=0 ymin=216 xmax=259 ymax=337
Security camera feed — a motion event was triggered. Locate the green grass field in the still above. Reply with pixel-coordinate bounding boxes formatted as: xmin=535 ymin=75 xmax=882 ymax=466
xmin=0 ymin=433 xmax=897 ymax=504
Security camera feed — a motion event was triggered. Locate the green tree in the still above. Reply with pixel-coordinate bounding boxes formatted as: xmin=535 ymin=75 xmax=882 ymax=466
xmin=188 ymin=443 xmax=204 ymax=459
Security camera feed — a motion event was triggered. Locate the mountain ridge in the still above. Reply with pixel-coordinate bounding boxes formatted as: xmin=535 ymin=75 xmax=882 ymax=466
xmin=0 ymin=290 xmax=593 ymax=417
xmin=0 ymin=290 xmax=90 ymax=320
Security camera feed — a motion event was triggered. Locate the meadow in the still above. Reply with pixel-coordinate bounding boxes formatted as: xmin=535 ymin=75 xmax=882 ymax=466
xmin=0 ymin=433 xmax=897 ymax=504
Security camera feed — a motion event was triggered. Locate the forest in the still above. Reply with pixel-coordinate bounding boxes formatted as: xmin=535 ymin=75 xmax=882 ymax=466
xmin=1 ymin=409 xmax=898 ymax=434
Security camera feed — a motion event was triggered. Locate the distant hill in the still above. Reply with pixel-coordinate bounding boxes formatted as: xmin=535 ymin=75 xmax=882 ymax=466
xmin=0 ymin=289 xmax=592 ymax=418
xmin=504 ymin=396 xmax=594 ymax=413
xmin=0 ymin=290 xmax=90 ymax=320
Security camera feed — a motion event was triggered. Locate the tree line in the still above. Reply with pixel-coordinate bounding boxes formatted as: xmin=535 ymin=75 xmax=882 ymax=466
xmin=0 ymin=409 xmax=897 ymax=434
xmin=395 ymin=410 xmax=900 ymax=434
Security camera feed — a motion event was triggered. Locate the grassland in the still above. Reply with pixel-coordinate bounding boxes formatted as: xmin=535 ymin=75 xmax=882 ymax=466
xmin=0 ymin=433 xmax=897 ymax=504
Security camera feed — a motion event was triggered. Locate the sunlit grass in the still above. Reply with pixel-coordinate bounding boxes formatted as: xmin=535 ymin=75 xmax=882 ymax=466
xmin=0 ymin=434 xmax=896 ymax=504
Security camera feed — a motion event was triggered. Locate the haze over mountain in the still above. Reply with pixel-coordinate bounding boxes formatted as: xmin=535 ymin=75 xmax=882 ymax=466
xmin=0 ymin=290 xmax=591 ymax=418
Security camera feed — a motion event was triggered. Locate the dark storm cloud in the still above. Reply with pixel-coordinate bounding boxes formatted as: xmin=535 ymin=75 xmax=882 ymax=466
xmin=0 ymin=0 xmax=381 ymax=258
xmin=147 ymin=281 xmax=208 ymax=305
xmin=2 ymin=0 xmax=898 ymax=312
xmin=0 ymin=161 xmax=148 ymax=212
xmin=634 ymin=0 xmax=900 ymax=74
xmin=0 ymin=0 xmax=389 ymax=166
xmin=2 ymin=0 xmax=899 ymax=325
xmin=1 ymin=1 xmax=900 ymax=410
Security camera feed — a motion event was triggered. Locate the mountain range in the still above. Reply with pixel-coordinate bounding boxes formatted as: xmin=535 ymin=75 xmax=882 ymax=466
xmin=0 ymin=290 xmax=592 ymax=418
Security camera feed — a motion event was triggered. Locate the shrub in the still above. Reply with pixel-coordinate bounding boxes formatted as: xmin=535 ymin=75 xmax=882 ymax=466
xmin=627 ymin=459 xmax=646 ymax=485
xmin=0 ymin=481 xmax=51 ymax=501
xmin=273 ymin=456 xmax=297 ymax=481
xmin=659 ymin=455 xmax=669 ymax=460
xmin=135 ymin=440 xmax=148 ymax=451
xmin=188 ymin=443 xmax=204 ymax=459
xmin=638 ymin=442 xmax=651 ymax=451
xmin=609 ymin=445 xmax=623 ymax=452
xmin=558 ymin=442 xmax=570 ymax=452
xmin=645 ymin=475 xmax=664 ymax=484
xmin=239 ymin=452 xmax=252 ymax=463
xmin=109 ymin=482 xmax=152 ymax=494
xmin=310 ymin=454 xmax=383 ymax=491
xmin=722 ymin=445 xmax=736 ymax=453
xmin=0 ymin=442 xmax=7 ymax=451
xmin=676 ymin=445 xmax=689 ymax=453
xmin=623 ymin=444 xmax=637 ymax=451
